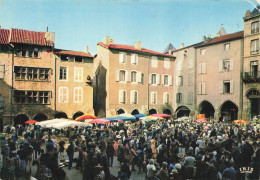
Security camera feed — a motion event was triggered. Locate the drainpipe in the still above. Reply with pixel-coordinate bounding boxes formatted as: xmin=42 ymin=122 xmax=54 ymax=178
xmin=147 ymin=53 xmax=150 ymax=114
xmin=10 ymin=45 xmax=14 ymax=123
xmin=240 ymin=38 xmax=244 ymax=120
xmin=53 ymin=43 xmax=56 ymax=116
xmin=194 ymin=47 xmax=197 ymax=121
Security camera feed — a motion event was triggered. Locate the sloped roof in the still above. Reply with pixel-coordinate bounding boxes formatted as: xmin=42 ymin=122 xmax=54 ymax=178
xmin=54 ymin=50 xmax=93 ymax=58
xmin=173 ymin=42 xmax=204 ymax=53
xmin=9 ymin=28 xmax=53 ymax=46
xmin=98 ymin=42 xmax=174 ymax=58
xmin=0 ymin=29 xmax=10 ymax=45
xmin=197 ymin=31 xmax=244 ymax=48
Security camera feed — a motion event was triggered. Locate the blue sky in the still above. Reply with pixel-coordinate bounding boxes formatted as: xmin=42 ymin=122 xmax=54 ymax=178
xmin=0 ymin=0 xmax=255 ymax=54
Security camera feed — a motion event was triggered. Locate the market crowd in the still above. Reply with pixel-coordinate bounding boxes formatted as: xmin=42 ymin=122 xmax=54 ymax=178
xmin=0 ymin=119 xmax=259 ymax=180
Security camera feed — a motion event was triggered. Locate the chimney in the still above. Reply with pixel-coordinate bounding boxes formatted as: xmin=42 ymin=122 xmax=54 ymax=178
xmin=245 ymin=10 xmax=251 ymax=17
xmin=103 ymin=36 xmax=111 ymax=45
xmin=85 ymin=46 xmax=89 ymax=53
xmin=45 ymin=32 xmax=55 ymax=45
xmin=181 ymin=43 xmax=184 ymax=48
xmin=134 ymin=41 xmax=142 ymax=49
xmin=110 ymin=39 xmax=114 ymax=44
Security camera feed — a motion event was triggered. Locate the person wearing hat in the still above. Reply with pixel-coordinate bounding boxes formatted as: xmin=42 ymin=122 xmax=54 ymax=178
xmin=157 ymin=162 xmax=169 ymax=180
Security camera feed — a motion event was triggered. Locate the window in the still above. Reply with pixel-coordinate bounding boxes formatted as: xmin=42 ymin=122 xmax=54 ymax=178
xmin=151 ymin=92 xmax=157 ymax=104
xmin=59 ymin=67 xmax=68 ymax=80
xmin=130 ymin=90 xmax=138 ymax=104
xmin=188 ymin=92 xmax=193 ymax=105
xmin=224 ymin=81 xmax=231 ymax=93
xmin=223 ymin=60 xmax=230 ymax=71
xmin=163 ymin=92 xmax=170 ymax=104
xmin=74 ymin=67 xmax=83 ymax=82
xmin=164 ymin=58 xmax=170 ymax=68
xmin=198 ymin=83 xmax=206 ymax=95
xmin=151 ymin=74 xmax=157 ymax=85
xmin=15 ymin=67 xmax=50 ymax=81
xmin=119 ymin=70 xmax=126 ymax=82
xmin=61 ymin=55 xmax=69 ymax=61
xmin=219 ymin=80 xmax=234 ymax=94
xmin=200 ymin=48 xmax=206 ymax=55
xmin=224 ymin=43 xmax=230 ymax=51
xmin=198 ymin=63 xmax=207 ymax=74
xmin=74 ymin=87 xmax=83 ymax=102
xmin=119 ymin=53 xmax=126 ymax=63
xmin=251 ymin=39 xmax=259 ymax=55
xmin=188 ymin=74 xmax=193 ymax=86
xmin=151 ymin=56 xmax=158 ymax=67
xmin=176 ymin=76 xmax=183 ymax=86
xmin=164 ymin=75 xmax=169 ymax=85
xmin=250 ymin=61 xmax=258 ymax=77
xmin=16 ymin=48 xmax=39 ymax=58
xmin=137 ymin=72 xmax=144 ymax=84
xmin=0 ymin=65 xmax=5 ymax=79
xmin=59 ymin=86 xmax=68 ymax=103
xmin=75 ymin=56 xmax=83 ymax=63
xmin=131 ymin=71 xmax=137 ymax=83
xmin=14 ymin=90 xmax=50 ymax=104
xmin=251 ymin=21 xmax=259 ymax=34
xmin=131 ymin=54 xmax=138 ymax=65
xmin=176 ymin=93 xmax=182 ymax=103
xmin=119 ymin=90 xmax=126 ymax=104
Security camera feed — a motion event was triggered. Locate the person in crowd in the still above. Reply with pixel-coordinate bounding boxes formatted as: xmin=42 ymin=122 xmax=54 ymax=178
xmin=66 ymin=140 xmax=75 ymax=170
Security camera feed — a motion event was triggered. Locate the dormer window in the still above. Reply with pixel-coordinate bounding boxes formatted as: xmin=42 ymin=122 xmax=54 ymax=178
xmin=61 ymin=55 xmax=69 ymax=61
xmin=75 ymin=56 xmax=83 ymax=63
xmin=16 ymin=48 xmax=40 ymax=58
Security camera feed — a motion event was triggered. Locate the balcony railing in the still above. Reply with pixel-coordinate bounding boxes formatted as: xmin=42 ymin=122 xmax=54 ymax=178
xmin=243 ymin=71 xmax=260 ymax=83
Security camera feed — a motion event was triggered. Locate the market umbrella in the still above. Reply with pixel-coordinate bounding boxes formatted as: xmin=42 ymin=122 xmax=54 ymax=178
xmin=112 ymin=114 xmax=136 ymax=121
xmin=233 ymin=120 xmax=249 ymax=124
xmin=133 ymin=114 xmax=147 ymax=118
xmin=140 ymin=116 xmax=158 ymax=122
xmin=151 ymin=113 xmax=171 ymax=118
xmin=89 ymin=119 xmax=110 ymax=124
xmin=75 ymin=114 xmax=97 ymax=121
xmin=103 ymin=118 xmax=124 ymax=123
xmin=195 ymin=119 xmax=207 ymax=123
xmin=25 ymin=120 xmax=38 ymax=124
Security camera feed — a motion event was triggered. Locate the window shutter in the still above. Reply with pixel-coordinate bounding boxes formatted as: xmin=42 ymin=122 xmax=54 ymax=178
xmin=119 ymin=53 xmax=125 ymax=63
xmin=163 ymin=93 xmax=166 ymax=104
xmin=149 ymin=74 xmax=152 ymax=84
xmin=198 ymin=83 xmax=201 ymax=94
xmin=230 ymin=59 xmax=233 ymax=71
xmin=59 ymin=87 xmax=62 ymax=102
xmin=219 ymin=60 xmax=223 ymax=72
xmin=176 ymin=77 xmax=179 ymax=86
xmin=156 ymin=74 xmax=160 ymax=85
xmin=202 ymin=63 xmax=206 ymax=74
xmin=230 ymin=80 xmax=234 ymax=94
xmin=130 ymin=91 xmax=134 ymax=104
xmin=116 ymin=71 xmax=120 ymax=82
xmin=125 ymin=70 xmax=129 ymax=82
xmin=198 ymin=63 xmax=202 ymax=74
xmin=162 ymin=75 xmax=165 ymax=85
xmin=169 ymin=75 xmax=173 ymax=86
xmin=219 ymin=81 xmax=223 ymax=94
xmin=202 ymin=83 xmax=206 ymax=94
xmin=137 ymin=72 xmax=142 ymax=83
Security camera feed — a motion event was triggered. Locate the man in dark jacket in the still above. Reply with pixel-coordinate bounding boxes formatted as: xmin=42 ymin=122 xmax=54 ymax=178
xmin=66 ymin=141 xmax=75 ymax=170
xmin=106 ymin=141 xmax=115 ymax=167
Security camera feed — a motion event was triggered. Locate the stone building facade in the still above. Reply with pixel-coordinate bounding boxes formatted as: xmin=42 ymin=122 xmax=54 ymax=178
xmin=94 ymin=37 xmax=175 ymax=117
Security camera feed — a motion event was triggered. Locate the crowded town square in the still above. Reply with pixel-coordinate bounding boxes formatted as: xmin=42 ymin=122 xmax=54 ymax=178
xmin=0 ymin=114 xmax=259 ymax=180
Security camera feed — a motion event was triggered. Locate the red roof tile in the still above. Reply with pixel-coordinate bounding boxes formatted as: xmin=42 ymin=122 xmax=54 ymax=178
xmin=98 ymin=42 xmax=174 ymax=58
xmin=0 ymin=29 xmax=10 ymax=45
xmin=55 ymin=50 xmax=93 ymax=58
xmin=9 ymin=28 xmax=53 ymax=46
xmin=197 ymin=31 xmax=244 ymax=47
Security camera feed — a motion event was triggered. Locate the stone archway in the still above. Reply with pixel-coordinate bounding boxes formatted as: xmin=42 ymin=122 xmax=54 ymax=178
xmin=54 ymin=111 xmax=68 ymax=119
xmin=174 ymin=106 xmax=190 ymax=118
xmin=14 ymin=114 xmax=29 ymax=126
xmin=246 ymin=88 xmax=260 ymax=119
xmin=34 ymin=113 xmax=48 ymax=121
xmin=149 ymin=109 xmax=157 ymax=115
xmin=131 ymin=109 xmax=139 ymax=115
xmin=219 ymin=101 xmax=238 ymax=122
xmin=163 ymin=109 xmax=172 ymax=115
xmin=117 ymin=109 xmax=125 ymax=115
xmin=73 ymin=111 xmax=84 ymax=120
xmin=197 ymin=101 xmax=215 ymax=120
